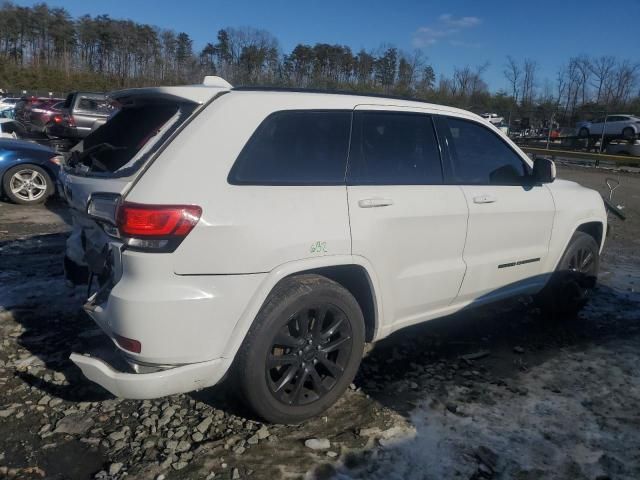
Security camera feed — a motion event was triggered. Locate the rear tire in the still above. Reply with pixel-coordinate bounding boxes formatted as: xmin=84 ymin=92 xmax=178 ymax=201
xmin=233 ymin=274 xmax=365 ymax=424
xmin=578 ymin=127 xmax=590 ymax=138
xmin=622 ymin=127 xmax=636 ymax=140
xmin=2 ymin=164 xmax=53 ymax=205
xmin=536 ymin=231 xmax=599 ymax=317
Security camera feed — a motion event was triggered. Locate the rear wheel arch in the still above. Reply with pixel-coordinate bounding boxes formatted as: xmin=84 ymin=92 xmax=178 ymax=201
xmin=232 ymin=272 xmax=366 ymax=423
xmin=268 ymin=264 xmax=379 ymax=343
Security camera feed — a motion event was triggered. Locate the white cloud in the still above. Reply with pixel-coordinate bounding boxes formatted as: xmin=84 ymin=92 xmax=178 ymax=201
xmin=439 ymin=13 xmax=482 ymax=28
xmin=412 ymin=13 xmax=482 ymax=48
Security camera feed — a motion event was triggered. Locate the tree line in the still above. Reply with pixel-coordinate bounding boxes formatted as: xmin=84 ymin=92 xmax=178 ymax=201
xmin=0 ymin=1 xmax=638 ymax=124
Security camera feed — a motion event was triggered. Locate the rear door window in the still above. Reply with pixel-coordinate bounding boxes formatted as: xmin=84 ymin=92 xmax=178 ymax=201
xmin=436 ymin=116 xmax=529 ymax=185
xmin=228 ymin=110 xmax=351 ymax=185
xmin=347 ymin=111 xmax=442 ymax=185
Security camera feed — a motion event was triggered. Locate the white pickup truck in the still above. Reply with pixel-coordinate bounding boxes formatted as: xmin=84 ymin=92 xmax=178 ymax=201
xmin=59 ymin=77 xmax=607 ymax=423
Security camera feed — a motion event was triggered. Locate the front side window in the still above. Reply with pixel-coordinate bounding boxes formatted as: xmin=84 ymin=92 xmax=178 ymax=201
xmin=228 ymin=110 xmax=351 ymax=185
xmin=437 ymin=116 xmax=529 ymax=185
xmin=347 ymin=111 xmax=442 ymax=185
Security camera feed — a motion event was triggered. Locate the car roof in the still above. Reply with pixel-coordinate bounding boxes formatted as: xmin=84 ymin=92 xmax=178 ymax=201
xmin=108 ymin=77 xmax=482 ymax=122
xmin=229 ymin=87 xmax=480 ymax=120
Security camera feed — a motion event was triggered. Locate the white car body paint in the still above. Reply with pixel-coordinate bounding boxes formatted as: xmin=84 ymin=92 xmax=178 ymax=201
xmin=63 ymin=79 xmax=607 ymax=399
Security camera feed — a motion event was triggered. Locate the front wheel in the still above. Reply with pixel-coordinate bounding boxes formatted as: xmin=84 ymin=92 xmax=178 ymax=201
xmin=578 ymin=127 xmax=590 ymax=138
xmin=2 ymin=164 xmax=53 ymax=205
xmin=536 ymin=231 xmax=599 ymax=317
xmin=622 ymin=127 xmax=636 ymax=140
xmin=233 ymin=274 xmax=365 ymax=424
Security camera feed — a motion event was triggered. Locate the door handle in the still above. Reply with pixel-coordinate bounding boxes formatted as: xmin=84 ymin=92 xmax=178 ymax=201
xmin=358 ymin=198 xmax=394 ymax=208
xmin=473 ymin=194 xmax=497 ymax=204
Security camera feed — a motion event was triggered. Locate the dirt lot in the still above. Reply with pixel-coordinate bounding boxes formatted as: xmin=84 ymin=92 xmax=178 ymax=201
xmin=1 ymin=164 xmax=639 ymax=480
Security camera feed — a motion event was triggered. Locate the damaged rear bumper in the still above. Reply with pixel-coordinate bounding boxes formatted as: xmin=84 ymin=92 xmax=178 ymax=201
xmin=69 ymin=352 xmax=229 ymax=399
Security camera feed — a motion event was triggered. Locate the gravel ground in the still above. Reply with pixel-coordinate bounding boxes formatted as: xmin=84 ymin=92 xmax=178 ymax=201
xmin=0 ymin=165 xmax=639 ymax=480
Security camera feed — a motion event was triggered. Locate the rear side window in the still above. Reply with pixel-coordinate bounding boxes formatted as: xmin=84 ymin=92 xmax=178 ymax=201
xmin=348 ymin=111 xmax=442 ymax=185
xmin=437 ymin=116 xmax=528 ymax=185
xmin=76 ymin=97 xmax=112 ymax=115
xmin=228 ymin=110 xmax=351 ymax=185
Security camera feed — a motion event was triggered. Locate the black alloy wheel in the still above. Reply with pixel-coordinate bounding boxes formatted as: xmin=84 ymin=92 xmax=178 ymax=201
xmin=233 ymin=274 xmax=365 ymax=424
xmin=266 ymin=304 xmax=353 ymax=406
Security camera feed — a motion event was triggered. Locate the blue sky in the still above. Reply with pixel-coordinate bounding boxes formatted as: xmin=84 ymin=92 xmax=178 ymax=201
xmin=14 ymin=0 xmax=640 ymax=90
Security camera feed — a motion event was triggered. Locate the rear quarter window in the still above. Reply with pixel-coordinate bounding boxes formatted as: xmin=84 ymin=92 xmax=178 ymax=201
xmin=75 ymin=97 xmax=111 ymax=115
xmin=228 ymin=110 xmax=352 ymax=185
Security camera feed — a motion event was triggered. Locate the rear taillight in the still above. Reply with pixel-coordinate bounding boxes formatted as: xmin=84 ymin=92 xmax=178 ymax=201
xmin=53 ymin=114 xmax=63 ymax=123
xmin=115 ymin=202 xmax=202 ymax=252
xmin=67 ymin=114 xmax=76 ymax=127
xmin=114 ymin=334 xmax=142 ymax=354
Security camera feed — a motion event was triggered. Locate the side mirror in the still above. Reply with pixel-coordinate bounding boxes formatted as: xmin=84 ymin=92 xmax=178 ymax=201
xmin=532 ymin=157 xmax=556 ymax=183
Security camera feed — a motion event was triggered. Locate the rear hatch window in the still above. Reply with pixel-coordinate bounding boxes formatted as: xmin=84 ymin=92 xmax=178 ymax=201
xmin=66 ymin=102 xmax=197 ymax=177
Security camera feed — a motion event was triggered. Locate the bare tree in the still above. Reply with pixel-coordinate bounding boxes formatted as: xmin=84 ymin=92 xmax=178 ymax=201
xmin=555 ymin=65 xmax=568 ymax=110
xmin=589 ymin=55 xmax=616 ymax=104
xmin=503 ymin=55 xmax=521 ymax=103
xmin=520 ymin=58 xmax=537 ymax=105
xmin=611 ymin=60 xmax=640 ymax=105
xmin=575 ymin=55 xmax=591 ymax=105
xmin=452 ymin=63 xmax=488 ymax=97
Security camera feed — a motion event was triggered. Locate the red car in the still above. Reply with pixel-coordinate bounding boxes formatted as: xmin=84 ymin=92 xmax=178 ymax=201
xmin=25 ymin=98 xmax=64 ymax=133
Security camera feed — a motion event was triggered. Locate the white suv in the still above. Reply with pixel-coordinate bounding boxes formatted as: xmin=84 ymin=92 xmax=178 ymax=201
xmin=61 ymin=77 xmax=607 ymax=423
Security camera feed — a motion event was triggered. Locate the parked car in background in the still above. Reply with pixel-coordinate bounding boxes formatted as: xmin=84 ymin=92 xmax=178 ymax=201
xmin=26 ymin=99 xmax=64 ymax=133
xmin=61 ymin=77 xmax=607 ymax=424
xmin=0 ymin=97 xmax=20 ymax=119
xmin=606 ymin=140 xmax=640 ymax=157
xmin=0 ymin=119 xmax=26 ymax=139
xmin=0 ymin=97 xmax=19 ymax=111
xmin=0 ymin=138 xmax=59 ymax=205
xmin=14 ymin=96 xmax=40 ymax=124
xmin=577 ymin=115 xmax=640 ymax=139
xmin=45 ymin=92 xmax=114 ymax=142
xmin=481 ymin=112 xmax=504 ymax=125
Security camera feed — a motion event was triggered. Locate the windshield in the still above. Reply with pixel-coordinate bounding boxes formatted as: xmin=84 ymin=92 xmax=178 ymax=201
xmin=68 ymin=102 xmax=197 ymax=176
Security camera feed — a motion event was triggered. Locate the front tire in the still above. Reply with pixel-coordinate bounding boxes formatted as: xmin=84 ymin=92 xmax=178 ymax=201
xmin=578 ymin=127 xmax=590 ymax=138
xmin=622 ymin=127 xmax=636 ymax=140
xmin=536 ymin=231 xmax=599 ymax=317
xmin=2 ymin=164 xmax=53 ymax=205
xmin=233 ymin=274 xmax=365 ymax=424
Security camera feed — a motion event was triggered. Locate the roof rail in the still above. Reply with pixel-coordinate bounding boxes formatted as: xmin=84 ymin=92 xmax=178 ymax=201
xmin=202 ymin=76 xmax=233 ymax=89
xmin=231 ymin=86 xmax=443 ymax=106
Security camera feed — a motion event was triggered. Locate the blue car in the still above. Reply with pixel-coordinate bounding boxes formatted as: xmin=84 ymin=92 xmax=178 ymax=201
xmin=0 ymin=139 xmax=59 ymax=205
